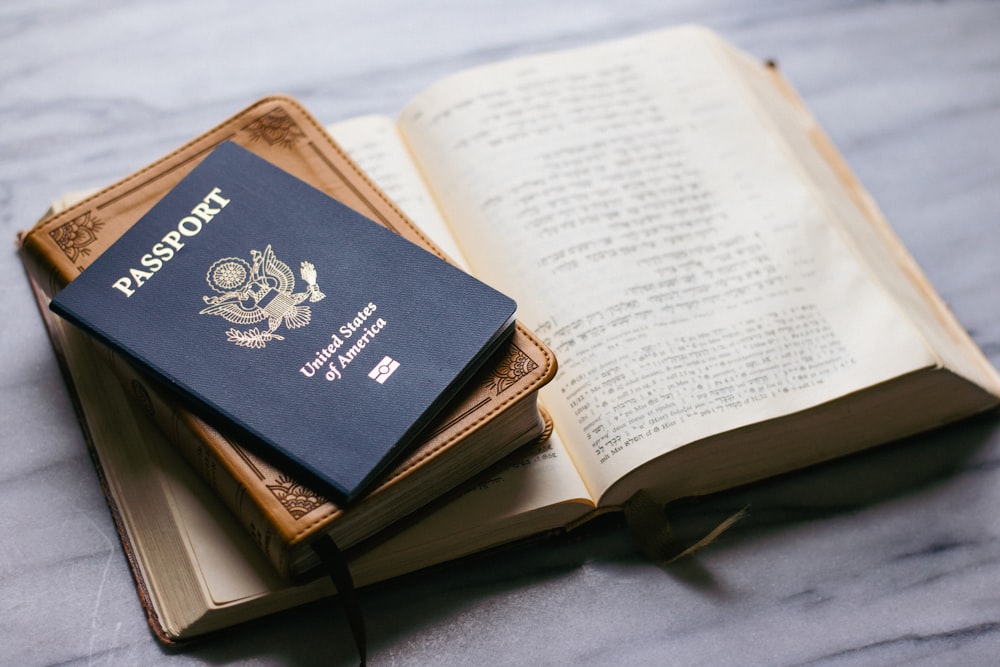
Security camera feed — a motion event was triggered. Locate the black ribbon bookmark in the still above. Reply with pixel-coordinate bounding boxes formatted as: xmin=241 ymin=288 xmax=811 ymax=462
xmin=313 ymin=535 xmax=367 ymax=666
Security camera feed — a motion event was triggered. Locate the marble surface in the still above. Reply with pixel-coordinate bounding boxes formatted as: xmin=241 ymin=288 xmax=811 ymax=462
xmin=3 ymin=0 xmax=1000 ymax=664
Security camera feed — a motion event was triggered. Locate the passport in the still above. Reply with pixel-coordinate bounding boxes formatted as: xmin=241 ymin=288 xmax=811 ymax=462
xmin=51 ymin=142 xmax=517 ymax=502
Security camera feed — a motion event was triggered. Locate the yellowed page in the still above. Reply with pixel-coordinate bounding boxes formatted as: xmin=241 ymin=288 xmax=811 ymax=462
xmin=716 ymin=39 xmax=1000 ymax=395
xmin=395 ymin=26 xmax=934 ymax=502
xmin=327 ymin=115 xmax=470 ymax=270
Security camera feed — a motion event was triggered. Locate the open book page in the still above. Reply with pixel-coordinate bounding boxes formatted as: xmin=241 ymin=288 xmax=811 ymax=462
xmin=715 ymin=39 xmax=1000 ymax=393
xmin=393 ymin=26 xmax=934 ymax=502
xmin=327 ymin=115 xmax=471 ymax=271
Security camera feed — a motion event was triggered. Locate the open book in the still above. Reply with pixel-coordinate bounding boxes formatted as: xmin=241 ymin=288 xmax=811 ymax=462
xmin=328 ymin=24 xmax=999 ymax=511
xmin=23 ymin=25 xmax=1000 ymax=641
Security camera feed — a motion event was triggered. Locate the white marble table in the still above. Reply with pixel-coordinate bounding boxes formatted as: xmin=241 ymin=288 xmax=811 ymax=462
xmin=3 ymin=1 xmax=1000 ymax=664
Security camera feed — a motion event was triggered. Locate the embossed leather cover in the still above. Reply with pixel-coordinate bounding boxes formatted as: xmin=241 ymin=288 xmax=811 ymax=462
xmin=20 ymin=95 xmax=556 ymax=577
xmin=50 ymin=142 xmax=518 ymax=502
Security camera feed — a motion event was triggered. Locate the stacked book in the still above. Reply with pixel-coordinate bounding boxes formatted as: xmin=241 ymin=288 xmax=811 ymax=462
xmin=18 ymin=26 xmax=1000 ymax=645
xmin=20 ymin=95 xmax=558 ymax=642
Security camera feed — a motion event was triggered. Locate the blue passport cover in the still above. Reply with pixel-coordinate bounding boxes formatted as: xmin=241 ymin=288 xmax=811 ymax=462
xmin=51 ymin=142 xmax=517 ymax=502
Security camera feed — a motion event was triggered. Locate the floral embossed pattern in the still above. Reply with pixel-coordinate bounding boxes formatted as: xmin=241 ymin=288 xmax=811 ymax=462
xmin=485 ymin=344 xmax=538 ymax=395
xmin=267 ymin=474 xmax=326 ymax=519
xmin=49 ymin=210 xmax=104 ymax=262
xmin=242 ymin=107 xmax=305 ymax=147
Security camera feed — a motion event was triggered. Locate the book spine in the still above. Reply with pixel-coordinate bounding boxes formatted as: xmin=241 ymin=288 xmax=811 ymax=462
xmin=98 ymin=342 xmax=326 ymax=577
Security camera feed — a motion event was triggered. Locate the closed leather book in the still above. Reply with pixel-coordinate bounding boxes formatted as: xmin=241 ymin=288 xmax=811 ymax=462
xmin=50 ymin=142 xmax=518 ymax=503
xmin=20 ymin=95 xmax=556 ymax=578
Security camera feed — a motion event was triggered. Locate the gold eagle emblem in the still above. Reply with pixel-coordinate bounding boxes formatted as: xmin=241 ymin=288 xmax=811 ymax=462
xmin=199 ymin=244 xmax=325 ymax=349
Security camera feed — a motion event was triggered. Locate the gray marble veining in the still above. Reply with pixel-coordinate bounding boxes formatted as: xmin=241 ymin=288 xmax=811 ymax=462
xmin=2 ymin=1 xmax=1000 ymax=664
